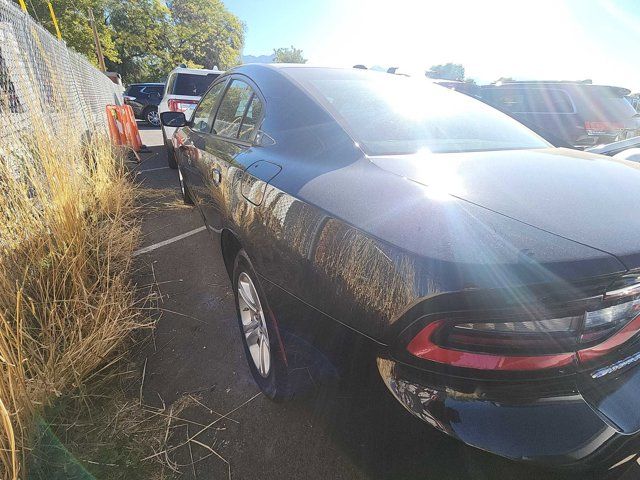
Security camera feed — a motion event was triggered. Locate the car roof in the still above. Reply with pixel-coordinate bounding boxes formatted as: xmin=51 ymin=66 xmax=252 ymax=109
xmin=169 ymin=67 xmax=225 ymax=76
xmin=129 ymin=82 xmax=164 ymax=86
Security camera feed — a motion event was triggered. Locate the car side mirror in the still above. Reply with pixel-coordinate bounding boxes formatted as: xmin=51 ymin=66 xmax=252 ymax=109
xmin=161 ymin=111 xmax=187 ymax=127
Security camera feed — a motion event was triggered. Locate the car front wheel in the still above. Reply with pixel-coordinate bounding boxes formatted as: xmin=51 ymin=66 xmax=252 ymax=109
xmin=232 ymin=251 xmax=294 ymax=401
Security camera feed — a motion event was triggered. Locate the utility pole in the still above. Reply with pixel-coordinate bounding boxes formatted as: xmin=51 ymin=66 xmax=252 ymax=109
xmin=87 ymin=8 xmax=106 ymax=72
xmin=48 ymin=2 xmax=62 ymax=41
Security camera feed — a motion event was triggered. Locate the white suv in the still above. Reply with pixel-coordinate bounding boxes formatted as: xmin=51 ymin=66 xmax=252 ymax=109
xmin=159 ymin=66 xmax=223 ymax=168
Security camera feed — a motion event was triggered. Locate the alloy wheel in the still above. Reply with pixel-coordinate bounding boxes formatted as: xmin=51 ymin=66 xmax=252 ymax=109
xmin=146 ymin=109 xmax=160 ymax=126
xmin=237 ymin=272 xmax=271 ymax=377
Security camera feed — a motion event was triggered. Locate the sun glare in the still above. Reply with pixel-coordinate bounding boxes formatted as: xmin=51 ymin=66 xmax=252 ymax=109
xmin=414 ymin=148 xmax=467 ymax=201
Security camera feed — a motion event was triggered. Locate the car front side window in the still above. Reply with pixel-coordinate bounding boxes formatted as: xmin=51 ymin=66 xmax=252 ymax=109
xmin=191 ymin=82 xmax=226 ymax=133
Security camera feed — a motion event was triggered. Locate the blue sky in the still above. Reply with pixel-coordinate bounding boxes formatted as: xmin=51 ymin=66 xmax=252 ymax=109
xmin=224 ymin=0 xmax=640 ymax=91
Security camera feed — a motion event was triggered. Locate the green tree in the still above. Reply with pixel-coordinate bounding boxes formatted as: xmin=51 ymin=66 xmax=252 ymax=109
xmin=15 ymin=0 xmax=119 ymax=67
xmin=273 ymin=46 xmax=307 ymax=64
xmin=425 ymin=63 xmax=465 ymax=81
xmin=168 ymin=0 xmax=245 ymax=70
xmin=105 ymin=0 xmax=175 ymax=82
xmin=14 ymin=0 xmax=245 ymax=83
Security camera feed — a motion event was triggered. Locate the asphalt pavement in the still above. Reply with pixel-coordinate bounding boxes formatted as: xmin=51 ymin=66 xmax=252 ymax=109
xmin=132 ymin=125 xmax=640 ymax=480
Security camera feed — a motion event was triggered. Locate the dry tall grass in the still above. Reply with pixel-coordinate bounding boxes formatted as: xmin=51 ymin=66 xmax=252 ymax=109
xmin=0 ymin=118 xmax=143 ymax=478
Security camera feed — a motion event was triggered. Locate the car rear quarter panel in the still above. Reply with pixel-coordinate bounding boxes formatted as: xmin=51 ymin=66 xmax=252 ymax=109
xmin=224 ymin=152 xmax=624 ymax=346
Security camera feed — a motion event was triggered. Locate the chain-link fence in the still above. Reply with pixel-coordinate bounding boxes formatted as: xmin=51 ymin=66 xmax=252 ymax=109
xmin=0 ymin=0 xmax=122 ymax=144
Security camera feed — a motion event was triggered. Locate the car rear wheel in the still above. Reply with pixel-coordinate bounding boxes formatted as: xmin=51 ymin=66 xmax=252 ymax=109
xmin=144 ymin=107 xmax=160 ymax=127
xmin=178 ymin=167 xmax=193 ymax=205
xmin=233 ymin=251 xmax=294 ymax=401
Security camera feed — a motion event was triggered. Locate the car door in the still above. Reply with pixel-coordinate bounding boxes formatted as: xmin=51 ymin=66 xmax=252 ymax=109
xmin=182 ymin=80 xmax=227 ymax=207
xmin=194 ymin=78 xmax=265 ymax=233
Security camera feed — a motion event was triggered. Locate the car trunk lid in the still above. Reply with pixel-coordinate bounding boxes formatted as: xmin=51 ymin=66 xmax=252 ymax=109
xmin=370 ymin=147 xmax=640 ymax=269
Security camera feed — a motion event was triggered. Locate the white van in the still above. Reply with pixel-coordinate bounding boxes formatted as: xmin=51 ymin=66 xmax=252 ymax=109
xmin=159 ymin=66 xmax=223 ymax=167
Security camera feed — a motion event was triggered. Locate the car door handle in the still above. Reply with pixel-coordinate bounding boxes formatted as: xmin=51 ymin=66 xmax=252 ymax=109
xmin=210 ymin=167 xmax=222 ymax=185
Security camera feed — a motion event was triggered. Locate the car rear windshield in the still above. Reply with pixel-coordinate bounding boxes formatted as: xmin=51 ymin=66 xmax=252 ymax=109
xmin=125 ymin=85 xmax=144 ymax=96
xmin=142 ymin=85 xmax=164 ymax=95
xmin=288 ymin=68 xmax=550 ymax=155
xmin=172 ymin=73 xmax=220 ymax=96
xmin=576 ymin=86 xmax=638 ymax=120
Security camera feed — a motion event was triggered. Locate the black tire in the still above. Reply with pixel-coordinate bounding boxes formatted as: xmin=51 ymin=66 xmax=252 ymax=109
xmin=232 ymin=250 xmax=294 ymax=401
xmin=177 ymin=167 xmax=194 ymax=205
xmin=143 ymin=106 xmax=160 ymax=127
xmin=163 ymin=129 xmax=178 ymax=169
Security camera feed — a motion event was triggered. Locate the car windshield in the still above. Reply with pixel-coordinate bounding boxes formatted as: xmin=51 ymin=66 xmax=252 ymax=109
xmin=172 ymin=73 xmax=220 ymax=96
xmin=290 ymin=69 xmax=550 ymax=155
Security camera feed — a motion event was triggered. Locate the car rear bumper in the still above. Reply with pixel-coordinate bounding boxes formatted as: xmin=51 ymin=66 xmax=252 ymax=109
xmin=377 ymin=357 xmax=640 ymax=469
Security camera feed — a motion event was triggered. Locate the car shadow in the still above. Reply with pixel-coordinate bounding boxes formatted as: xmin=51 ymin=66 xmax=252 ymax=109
xmin=286 ymin=341 xmax=632 ymax=480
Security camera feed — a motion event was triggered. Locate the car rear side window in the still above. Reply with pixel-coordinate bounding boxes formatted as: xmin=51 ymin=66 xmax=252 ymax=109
xmin=172 ymin=73 xmax=219 ymax=96
xmin=165 ymin=75 xmax=175 ymax=96
xmin=238 ymin=95 xmax=263 ymax=141
xmin=191 ymin=81 xmax=226 ymax=133
xmin=213 ymin=80 xmax=254 ymax=139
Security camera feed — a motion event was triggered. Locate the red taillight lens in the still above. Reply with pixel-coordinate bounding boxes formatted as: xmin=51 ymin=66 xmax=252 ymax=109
xmin=584 ymin=121 xmax=624 ymax=134
xmin=168 ymin=99 xmax=198 ymax=112
xmin=407 ymin=295 xmax=640 ymax=371
xmin=407 ymin=321 xmax=576 ymax=371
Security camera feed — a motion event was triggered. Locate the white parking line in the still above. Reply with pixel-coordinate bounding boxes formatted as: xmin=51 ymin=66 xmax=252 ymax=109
xmin=137 ymin=166 xmax=170 ymax=173
xmin=133 ymin=226 xmax=207 ymax=257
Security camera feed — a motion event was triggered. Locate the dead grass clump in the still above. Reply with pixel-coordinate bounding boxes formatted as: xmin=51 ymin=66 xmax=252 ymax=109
xmin=0 ymin=118 xmax=146 ymax=479
xmin=36 ymin=367 xmax=196 ymax=480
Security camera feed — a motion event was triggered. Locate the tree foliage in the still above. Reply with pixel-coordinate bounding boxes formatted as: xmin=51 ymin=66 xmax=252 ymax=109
xmin=15 ymin=0 xmax=245 ymax=83
xmin=273 ymin=46 xmax=307 ymax=64
xmin=425 ymin=63 xmax=465 ymax=81
xmin=15 ymin=0 xmax=119 ymax=67
xmin=169 ymin=0 xmax=245 ymax=70
xmin=106 ymin=0 xmax=173 ymax=82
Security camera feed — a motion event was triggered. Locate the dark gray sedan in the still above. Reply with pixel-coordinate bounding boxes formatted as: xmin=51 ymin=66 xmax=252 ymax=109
xmin=160 ymin=65 xmax=640 ymax=471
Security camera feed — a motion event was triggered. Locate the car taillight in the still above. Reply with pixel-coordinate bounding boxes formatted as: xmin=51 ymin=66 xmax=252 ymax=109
xmin=168 ymin=99 xmax=198 ymax=112
xmin=584 ymin=121 xmax=624 ymax=135
xmin=407 ymin=292 xmax=640 ymax=371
